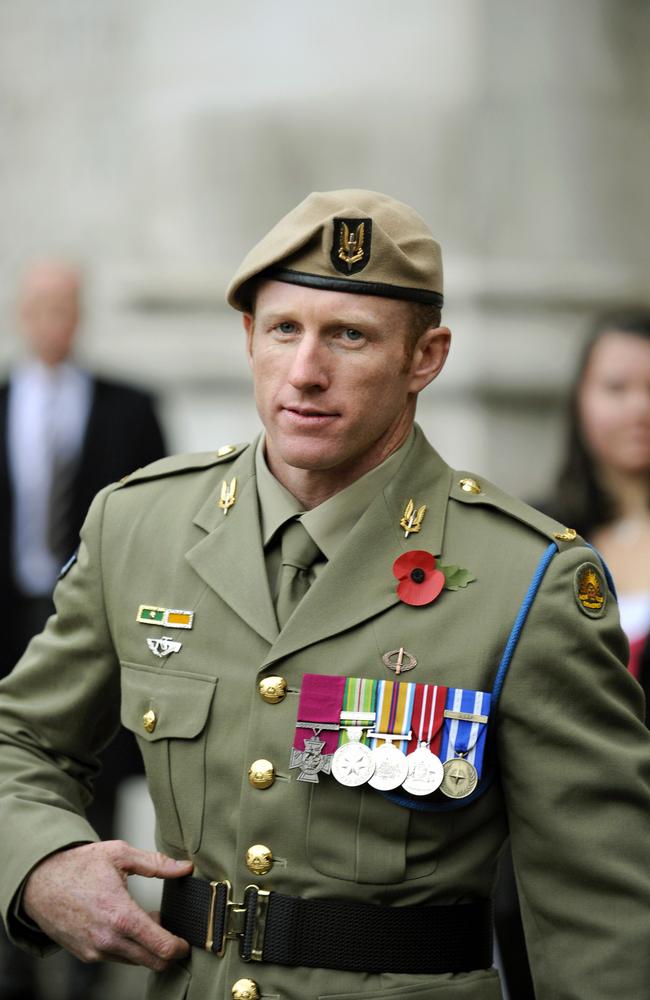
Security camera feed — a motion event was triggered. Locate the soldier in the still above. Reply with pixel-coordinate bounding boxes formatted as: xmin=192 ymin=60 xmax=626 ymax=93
xmin=0 ymin=190 xmax=649 ymax=1000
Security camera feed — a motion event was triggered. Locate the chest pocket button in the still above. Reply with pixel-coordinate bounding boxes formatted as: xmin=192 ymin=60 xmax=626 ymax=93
xmin=142 ymin=709 xmax=157 ymax=733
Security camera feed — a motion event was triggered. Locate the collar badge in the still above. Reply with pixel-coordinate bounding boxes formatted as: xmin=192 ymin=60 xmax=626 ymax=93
xmin=400 ymin=498 xmax=427 ymax=538
xmin=218 ymin=477 xmax=237 ymax=515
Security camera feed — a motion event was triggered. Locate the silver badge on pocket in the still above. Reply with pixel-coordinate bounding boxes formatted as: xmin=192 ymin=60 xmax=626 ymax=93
xmin=147 ymin=636 xmax=182 ymax=658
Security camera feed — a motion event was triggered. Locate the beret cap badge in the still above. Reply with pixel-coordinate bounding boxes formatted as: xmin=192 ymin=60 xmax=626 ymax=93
xmin=331 ymin=218 xmax=372 ymax=275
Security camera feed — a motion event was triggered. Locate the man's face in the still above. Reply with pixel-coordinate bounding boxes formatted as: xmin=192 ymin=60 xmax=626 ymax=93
xmin=19 ymin=264 xmax=80 ymax=366
xmin=245 ymin=280 xmax=449 ymax=488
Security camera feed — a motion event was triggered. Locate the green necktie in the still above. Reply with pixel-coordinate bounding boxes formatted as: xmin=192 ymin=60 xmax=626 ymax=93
xmin=275 ymin=518 xmax=321 ymax=629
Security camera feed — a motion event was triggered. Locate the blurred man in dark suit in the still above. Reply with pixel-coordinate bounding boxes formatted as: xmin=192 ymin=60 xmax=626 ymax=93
xmin=0 ymin=260 xmax=166 ymax=1000
xmin=0 ymin=261 xmax=167 ymax=678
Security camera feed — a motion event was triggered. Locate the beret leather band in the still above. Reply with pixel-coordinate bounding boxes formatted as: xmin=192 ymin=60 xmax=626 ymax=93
xmin=267 ymin=267 xmax=444 ymax=307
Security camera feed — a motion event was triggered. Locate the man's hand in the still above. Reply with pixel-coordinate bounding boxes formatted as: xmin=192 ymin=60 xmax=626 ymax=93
xmin=22 ymin=840 xmax=194 ymax=971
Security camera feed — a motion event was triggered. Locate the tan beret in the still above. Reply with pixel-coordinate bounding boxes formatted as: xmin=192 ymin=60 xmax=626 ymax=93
xmin=226 ymin=188 xmax=443 ymax=311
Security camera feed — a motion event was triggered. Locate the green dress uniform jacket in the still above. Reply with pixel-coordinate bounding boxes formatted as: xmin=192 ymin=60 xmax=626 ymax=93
xmin=0 ymin=426 xmax=649 ymax=1000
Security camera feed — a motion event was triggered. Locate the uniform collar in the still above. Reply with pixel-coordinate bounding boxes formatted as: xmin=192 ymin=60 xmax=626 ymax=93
xmin=255 ymin=429 xmax=415 ymax=560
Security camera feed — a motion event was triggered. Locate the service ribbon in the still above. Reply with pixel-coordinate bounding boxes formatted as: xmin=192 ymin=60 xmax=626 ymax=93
xmin=370 ymin=678 xmax=415 ymax=754
xmin=439 ymin=687 xmax=491 ymax=777
xmin=338 ymin=676 xmax=378 ymax=746
xmin=406 ymin=683 xmax=448 ymax=757
xmin=292 ymin=673 xmax=346 ymax=756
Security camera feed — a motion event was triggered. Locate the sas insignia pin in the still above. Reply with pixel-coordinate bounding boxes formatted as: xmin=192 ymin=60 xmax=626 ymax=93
xmin=331 ymin=217 xmax=372 ymax=275
xmin=574 ymin=562 xmax=607 ymax=618
xmin=147 ymin=636 xmax=182 ymax=658
xmin=218 ymin=477 xmax=237 ymax=515
xmin=137 ymin=606 xmax=194 ymax=629
xmin=400 ymin=498 xmax=427 ymax=538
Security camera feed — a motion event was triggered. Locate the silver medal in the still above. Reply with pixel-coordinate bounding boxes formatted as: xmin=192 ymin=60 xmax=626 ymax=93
xmin=331 ymin=740 xmax=375 ymax=787
xmin=401 ymin=743 xmax=444 ymax=796
xmin=368 ymin=742 xmax=409 ymax=790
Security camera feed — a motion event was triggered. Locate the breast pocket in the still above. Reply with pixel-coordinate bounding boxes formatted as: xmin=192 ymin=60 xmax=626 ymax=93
xmin=120 ymin=660 xmax=217 ymax=856
xmin=306 ymin=779 xmax=449 ymax=885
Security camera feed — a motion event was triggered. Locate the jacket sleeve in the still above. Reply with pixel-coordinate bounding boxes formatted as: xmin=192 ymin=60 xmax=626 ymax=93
xmin=0 ymin=485 xmax=120 ymax=952
xmin=498 ymin=543 xmax=650 ymax=999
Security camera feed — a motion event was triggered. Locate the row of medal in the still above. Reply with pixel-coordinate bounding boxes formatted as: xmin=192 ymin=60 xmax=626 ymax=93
xmin=290 ymin=674 xmax=491 ymax=800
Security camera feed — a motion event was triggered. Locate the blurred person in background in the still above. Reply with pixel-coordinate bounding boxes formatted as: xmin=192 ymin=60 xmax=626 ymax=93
xmin=495 ymin=308 xmax=650 ymax=999
xmin=0 ymin=260 xmax=167 ymax=1000
xmin=548 ymin=309 xmax=650 ymax=697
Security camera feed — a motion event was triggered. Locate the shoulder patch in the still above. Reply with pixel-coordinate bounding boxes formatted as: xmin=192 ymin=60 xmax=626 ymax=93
xmin=450 ymin=471 xmax=579 ymax=548
xmin=574 ymin=561 xmax=607 ymax=618
xmin=116 ymin=443 xmax=249 ymax=489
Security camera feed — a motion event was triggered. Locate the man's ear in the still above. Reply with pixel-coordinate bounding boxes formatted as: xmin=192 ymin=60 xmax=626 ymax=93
xmin=408 ymin=326 xmax=451 ymax=394
xmin=243 ymin=313 xmax=254 ymax=366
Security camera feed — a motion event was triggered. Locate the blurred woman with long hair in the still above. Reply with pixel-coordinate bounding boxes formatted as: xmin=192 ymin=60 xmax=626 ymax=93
xmin=547 ymin=309 xmax=650 ymax=695
xmin=496 ymin=309 xmax=650 ymax=999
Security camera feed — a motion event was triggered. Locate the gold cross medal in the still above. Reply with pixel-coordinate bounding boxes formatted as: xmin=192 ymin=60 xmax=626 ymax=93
xmin=218 ymin=477 xmax=237 ymax=515
xmin=400 ymin=498 xmax=427 ymax=538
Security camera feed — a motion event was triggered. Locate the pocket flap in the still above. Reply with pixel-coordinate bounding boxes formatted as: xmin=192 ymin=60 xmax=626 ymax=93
xmin=120 ymin=661 xmax=217 ymax=742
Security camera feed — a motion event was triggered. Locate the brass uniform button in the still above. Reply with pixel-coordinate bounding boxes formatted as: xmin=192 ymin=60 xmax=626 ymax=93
xmin=142 ymin=710 xmax=157 ymax=733
xmin=248 ymin=759 xmax=275 ymax=789
xmin=554 ymin=527 xmax=577 ymax=541
xmin=217 ymin=444 xmax=236 ymax=457
xmin=459 ymin=477 xmax=481 ymax=495
xmin=258 ymin=676 xmax=287 ymax=704
xmin=232 ymin=979 xmax=261 ymax=1000
xmin=245 ymin=844 xmax=273 ymax=875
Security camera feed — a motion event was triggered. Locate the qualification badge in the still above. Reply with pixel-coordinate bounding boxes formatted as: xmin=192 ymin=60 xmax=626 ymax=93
xmin=382 ymin=647 xmax=417 ymax=675
xmin=147 ymin=636 xmax=182 ymax=658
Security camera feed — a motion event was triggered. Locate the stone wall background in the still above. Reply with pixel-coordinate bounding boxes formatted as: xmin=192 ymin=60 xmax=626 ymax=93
xmin=1 ymin=0 xmax=649 ymax=498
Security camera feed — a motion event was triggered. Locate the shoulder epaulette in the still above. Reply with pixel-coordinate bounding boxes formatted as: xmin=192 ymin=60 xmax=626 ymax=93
xmin=115 ymin=443 xmax=249 ymax=489
xmin=449 ymin=472 xmax=581 ymax=550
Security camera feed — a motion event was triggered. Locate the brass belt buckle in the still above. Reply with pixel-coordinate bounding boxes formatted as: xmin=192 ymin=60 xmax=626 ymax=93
xmin=205 ymin=880 xmax=270 ymax=962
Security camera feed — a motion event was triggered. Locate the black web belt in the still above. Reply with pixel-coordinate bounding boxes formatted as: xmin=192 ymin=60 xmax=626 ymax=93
xmin=161 ymin=876 xmax=492 ymax=975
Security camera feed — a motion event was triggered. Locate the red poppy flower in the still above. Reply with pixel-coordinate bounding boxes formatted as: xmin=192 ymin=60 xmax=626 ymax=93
xmin=393 ymin=550 xmax=445 ymax=607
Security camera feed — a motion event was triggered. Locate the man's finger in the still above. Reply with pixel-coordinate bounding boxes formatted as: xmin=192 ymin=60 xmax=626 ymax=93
xmin=117 ymin=896 xmax=190 ymax=963
xmin=107 ymin=841 xmax=194 ymax=880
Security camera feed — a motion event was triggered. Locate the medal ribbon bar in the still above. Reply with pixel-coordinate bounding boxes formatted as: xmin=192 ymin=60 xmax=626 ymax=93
xmin=338 ymin=676 xmax=377 ymax=746
xmin=407 ymin=684 xmax=448 ymax=757
xmin=370 ymin=679 xmax=415 ymax=753
xmin=439 ymin=688 xmax=491 ymax=775
xmin=292 ymin=674 xmax=345 ymax=757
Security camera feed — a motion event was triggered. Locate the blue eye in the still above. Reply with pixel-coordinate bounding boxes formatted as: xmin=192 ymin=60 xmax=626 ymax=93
xmin=277 ymin=322 xmax=295 ymax=334
xmin=343 ymin=328 xmax=363 ymax=342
